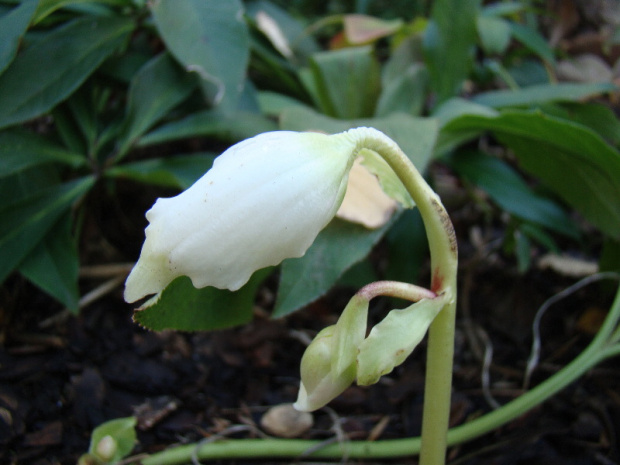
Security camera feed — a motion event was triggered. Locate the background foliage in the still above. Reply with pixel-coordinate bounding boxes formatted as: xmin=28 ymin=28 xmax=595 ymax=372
xmin=1 ymin=0 xmax=619 ymax=331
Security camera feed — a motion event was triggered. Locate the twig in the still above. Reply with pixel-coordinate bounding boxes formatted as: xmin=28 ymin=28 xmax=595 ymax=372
xmin=523 ymin=272 xmax=620 ymax=389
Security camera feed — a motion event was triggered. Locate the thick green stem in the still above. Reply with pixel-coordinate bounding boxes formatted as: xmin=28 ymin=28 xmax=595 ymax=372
xmin=351 ymin=128 xmax=458 ymax=465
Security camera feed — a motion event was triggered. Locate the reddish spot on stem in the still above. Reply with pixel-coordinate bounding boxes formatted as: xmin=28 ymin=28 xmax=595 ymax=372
xmin=431 ymin=269 xmax=444 ymax=294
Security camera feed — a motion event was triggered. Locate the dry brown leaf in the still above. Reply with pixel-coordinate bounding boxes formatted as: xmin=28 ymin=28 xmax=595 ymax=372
xmin=538 ymin=254 xmax=599 ymax=277
xmin=336 ymin=157 xmax=398 ymax=228
xmin=557 ymin=54 xmax=613 ymax=82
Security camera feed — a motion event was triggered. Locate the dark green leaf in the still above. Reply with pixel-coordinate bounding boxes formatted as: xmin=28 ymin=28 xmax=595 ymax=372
xmin=0 ymin=176 xmax=94 ymax=284
xmin=117 ymin=53 xmax=197 ymax=157
xmin=307 ymin=46 xmax=381 ymax=119
xmin=449 ymin=150 xmax=579 ymax=237
xmin=557 ymin=102 xmax=620 ymax=147
xmin=423 ymin=0 xmax=481 ymax=103
xmin=279 ymin=107 xmax=438 ymax=170
xmin=18 ymin=214 xmax=80 ymax=312
xmin=151 ymin=0 xmax=250 ymax=112
xmin=376 ymin=37 xmax=428 ymax=117
xmin=508 ymin=22 xmax=555 ymax=65
xmin=472 ymin=82 xmax=617 ymax=108
xmin=444 ymin=110 xmax=620 ymax=238
xmin=385 ymin=208 xmax=428 ymax=284
xmin=137 ymin=110 xmax=278 ymax=147
xmin=107 ymin=153 xmax=216 ymax=190
xmin=0 ymin=129 xmax=86 ymax=177
xmin=0 ymin=0 xmax=37 ymax=74
xmin=133 ymin=269 xmax=271 ymax=331
xmin=0 ymin=15 xmax=134 ymax=129
xmin=477 ymin=15 xmax=511 ymax=55
xmin=273 ymin=218 xmax=395 ymax=317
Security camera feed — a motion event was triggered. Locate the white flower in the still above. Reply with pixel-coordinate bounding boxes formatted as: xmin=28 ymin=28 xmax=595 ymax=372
xmin=124 ymin=130 xmax=360 ymax=303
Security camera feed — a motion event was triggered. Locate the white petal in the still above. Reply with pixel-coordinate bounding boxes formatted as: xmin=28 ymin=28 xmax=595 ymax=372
xmin=124 ymin=131 xmax=358 ymax=303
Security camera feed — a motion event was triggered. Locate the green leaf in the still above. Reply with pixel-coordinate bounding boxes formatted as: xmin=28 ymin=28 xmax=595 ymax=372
xmin=32 ymin=0 xmax=124 ymax=24
xmin=375 ymin=37 xmax=428 ymax=117
xmin=556 ymin=102 xmax=620 ymax=147
xmin=87 ymin=417 xmax=137 ymax=463
xmin=273 ymin=218 xmax=396 ymax=318
xmin=0 ymin=176 xmax=94 ymax=284
xmin=0 ymin=15 xmax=134 ymax=129
xmin=0 ymin=165 xmax=60 ymax=206
xmin=472 ymin=82 xmax=617 ymax=109
xmin=257 ymin=90 xmax=311 ymax=117
xmin=444 ymin=110 xmax=620 ymax=238
xmin=151 ymin=0 xmax=250 ymax=112
xmin=137 ymin=110 xmax=278 ymax=147
xmin=279 ymin=106 xmax=438 ymax=170
xmin=306 ymin=45 xmax=381 ymax=119
xmin=117 ymin=53 xmax=197 ymax=157
xmin=18 ymin=214 xmax=80 ymax=312
xmin=0 ymin=129 xmax=86 ymax=178
xmin=477 ymin=15 xmax=511 ymax=55
xmin=448 ymin=150 xmax=579 ymax=237
xmin=133 ymin=270 xmax=271 ymax=331
xmin=508 ymin=21 xmax=555 ymax=65
xmin=386 ymin=208 xmax=428 ymax=284
xmin=0 ymin=0 xmax=38 ymax=74
xmin=107 ymin=152 xmax=216 ymax=190
xmin=423 ymin=0 xmax=481 ymax=103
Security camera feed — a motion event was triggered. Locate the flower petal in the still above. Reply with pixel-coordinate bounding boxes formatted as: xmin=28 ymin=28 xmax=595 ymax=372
xmin=124 ymin=131 xmax=358 ymax=303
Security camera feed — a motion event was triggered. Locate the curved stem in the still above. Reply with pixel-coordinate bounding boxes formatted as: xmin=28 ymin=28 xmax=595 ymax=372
xmin=350 ymin=127 xmax=458 ymax=465
xmin=357 ymin=280 xmax=436 ymax=301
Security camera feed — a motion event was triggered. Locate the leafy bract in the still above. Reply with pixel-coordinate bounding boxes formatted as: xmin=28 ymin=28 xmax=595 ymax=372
xmin=134 ymin=270 xmax=270 ymax=331
xmin=0 ymin=16 xmax=134 ymax=129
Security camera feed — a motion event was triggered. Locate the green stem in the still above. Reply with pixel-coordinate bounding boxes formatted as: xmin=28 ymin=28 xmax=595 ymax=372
xmin=351 ymin=128 xmax=458 ymax=465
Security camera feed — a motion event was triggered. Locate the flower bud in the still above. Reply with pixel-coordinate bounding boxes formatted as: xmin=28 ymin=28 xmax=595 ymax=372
xmin=293 ymin=326 xmax=357 ymax=412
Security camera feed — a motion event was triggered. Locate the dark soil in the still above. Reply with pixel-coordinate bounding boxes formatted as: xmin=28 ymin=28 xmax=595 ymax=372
xmin=1 ymin=182 xmax=619 ymax=465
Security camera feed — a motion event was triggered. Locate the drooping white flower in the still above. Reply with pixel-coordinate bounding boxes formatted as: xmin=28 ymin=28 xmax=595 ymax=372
xmin=124 ymin=130 xmax=362 ymax=303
